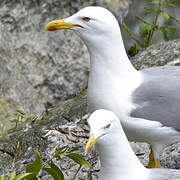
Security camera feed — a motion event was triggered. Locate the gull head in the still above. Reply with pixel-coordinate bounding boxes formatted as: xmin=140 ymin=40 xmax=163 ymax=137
xmin=85 ymin=109 xmax=120 ymax=153
xmin=45 ymin=6 xmax=120 ymax=43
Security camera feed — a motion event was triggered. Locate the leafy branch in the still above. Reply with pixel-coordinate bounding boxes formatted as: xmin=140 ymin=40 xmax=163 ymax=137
xmin=0 ymin=146 xmax=92 ymax=180
xmin=123 ymin=0 xmax=180 ymax=56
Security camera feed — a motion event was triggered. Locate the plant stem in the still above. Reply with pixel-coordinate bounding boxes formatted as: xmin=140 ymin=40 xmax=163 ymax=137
xmin=122 ymin=22 xmax=144 ymax=48
xmin=146 ymin=0 xmax=162 ymax=46
xmin=72 ymin=165 xmax=82 ymax=180
xmin=135 ymin=16 xmax=154 ymax=26
xmin=169 ymin=13 xmax=180 ymax=24
xmin=71 ymin=154 xmax=99 ymax=179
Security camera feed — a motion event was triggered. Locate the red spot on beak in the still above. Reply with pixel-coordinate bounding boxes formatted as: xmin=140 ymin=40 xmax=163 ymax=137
xmin=47 ymin=27 xmax=58 ymax=31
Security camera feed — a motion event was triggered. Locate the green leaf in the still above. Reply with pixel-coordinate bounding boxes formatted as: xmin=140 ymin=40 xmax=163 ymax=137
xmin=43 ymin=161 xmax=64 ymax=180
xmin=26 ymin=115 xmax=38 ymax=123
xmin=14 ymin=173 xmax=35 ymax=180
xmin=26 ymin=151 xmax=42 ymax=176
xmin=162 ymin=12 xmax=170 ymax=21
xmin=139 ymin=23 xmax=154 ymax=41
xmin=159 ymin=27 xmax=169 ymax=40
xmin=66 ymin=153 xmax=92 ymax=168
xmin=43 ymin=168 xmax=60 ymax=180
xmin=9 ymin=172 xmax=16 ymax=180
xmin=144 ymin=6 xmax=161 ymax=14
xmin=50 ymin=161 xmax=64 ymax=179
xmin=145 ymin=0 xmax=159 ymax=4
xmin=153 ymin=0 xmax=159 ymax=4
xmin=160 ymin=25 xmax=178 ymax=30
xmin=54 ymin=146 xmax=68 ymax=159
xmin=66 ymin=147 xmax=80 ymax=153
xmin=161 ymin=1 xmax=176 ymax=7
xmin=0 ymin=175 xmax=6 ymax=180
xmin=16 ymin=110 xmax=26 ymax=116
xmin=10 ymin=119 xmax=19 ymax=123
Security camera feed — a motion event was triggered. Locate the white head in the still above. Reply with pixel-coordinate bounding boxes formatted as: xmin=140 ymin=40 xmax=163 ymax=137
xmin=85 ymin=109 xmax=148 ymax=180
xmin=85 ymin=109 xmax=122 ymax=153
xmin=45 ymin=6 xmax=121 ymax=44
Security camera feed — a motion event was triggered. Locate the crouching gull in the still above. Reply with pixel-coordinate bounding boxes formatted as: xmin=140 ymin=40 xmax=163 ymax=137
xmin=45 ymin=6 xmax=180 ymax=168
xmin=85 ymin=109 xmax=180 ymax=180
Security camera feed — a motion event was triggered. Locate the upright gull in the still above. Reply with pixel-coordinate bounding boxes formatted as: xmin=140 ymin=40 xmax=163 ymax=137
xmin=45 ymin=6 xmax=180 ymax=168
xmin=85 ymin=109 xmax=180 ymax=180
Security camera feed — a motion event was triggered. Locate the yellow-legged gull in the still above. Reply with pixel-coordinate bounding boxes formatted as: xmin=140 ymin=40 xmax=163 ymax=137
xmin=85 ymin=109 xmax=180 ymax=180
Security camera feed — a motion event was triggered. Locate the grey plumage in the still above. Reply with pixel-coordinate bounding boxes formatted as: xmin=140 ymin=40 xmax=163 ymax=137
xmin=131 ymin=66 xmax=180 ymax=131
xmin=148 ymin=168 xmax=180 ymax=180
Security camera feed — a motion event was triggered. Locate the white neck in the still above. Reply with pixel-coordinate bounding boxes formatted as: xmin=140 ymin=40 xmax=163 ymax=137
xmin=97 ymin=124 xmax=148 ymax=180
xmin=86 ymin=29 xmax=139 ymax=82
xmin=85 ymin=27 xmax=142 ymax=114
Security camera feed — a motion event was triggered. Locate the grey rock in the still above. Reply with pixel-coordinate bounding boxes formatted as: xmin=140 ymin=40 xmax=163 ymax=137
xmin=0 ymin=0 xmax=131 ymax=115
xmin=131 ymin=39 xmax=180 ymax=69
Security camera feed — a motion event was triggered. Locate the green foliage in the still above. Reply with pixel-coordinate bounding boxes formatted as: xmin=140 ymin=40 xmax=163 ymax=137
xmin=26 ymin=151 xmax=42 ymax=176
xmin=0 ymin=175 xmax=6 ymax=180
xmin=128 ymin=44 xmax=139 ymax=56
xmin=0 ymin=173 xmax=35 ymax=180
xmin=43 ymin=161 xmax=64 ymax=180
xmin=139 ymin=23 xmax=155 ymax=43
xmin=1 ymin=146 xmax=92 ymax=179
xmin=54 ymin=145 xmax=92 ymax=168
xmin=123 ymin=0 xmax=180 ymax=56
xmin=66 ymin=153 xmax=92 ymax=168
xmin=54 ymin=146 xmax=69 ymax=159
xmin=13 ymin=173 xmax=35 ymax=180
xmin=10 ymin=109 xmax=26 ymax=128
xmin=0 ymin=108 xmax=39 ymax=142
xmin=10 ymin=109 xmax=38 ymax=130
xmin=54 ymin=146 xmax=80 ymax=159
xmin=9 ymin=172 xmax=16 ymax=180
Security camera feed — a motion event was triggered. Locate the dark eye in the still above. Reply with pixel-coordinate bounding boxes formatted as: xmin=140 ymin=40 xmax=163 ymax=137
xmin=82 ymin=17 xmax=91 ymax=22
xmin=105 ymin=124 xmax=111 ymax=129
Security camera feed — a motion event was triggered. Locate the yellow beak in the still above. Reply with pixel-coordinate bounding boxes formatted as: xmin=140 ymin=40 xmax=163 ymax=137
xmin=44 ymin=19 xmax=82 ymax=31
xmin=85 ymin=135 xmax=99 ymax=153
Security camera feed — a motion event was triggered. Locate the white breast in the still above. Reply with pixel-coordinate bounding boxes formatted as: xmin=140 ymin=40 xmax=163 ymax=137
xmin=87 ymin=70 xmax=143 ymax=119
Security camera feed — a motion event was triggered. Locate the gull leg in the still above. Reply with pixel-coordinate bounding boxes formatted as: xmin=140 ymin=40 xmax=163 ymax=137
xmin=147 ymin=148 xmax=161 ymax=168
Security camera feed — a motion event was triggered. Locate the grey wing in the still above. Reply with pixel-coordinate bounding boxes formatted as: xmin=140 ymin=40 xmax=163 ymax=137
xmin=148 ymin=169 xmax=180 ymax=180
xmin=131 ymin=66 xmax=180 ymax=131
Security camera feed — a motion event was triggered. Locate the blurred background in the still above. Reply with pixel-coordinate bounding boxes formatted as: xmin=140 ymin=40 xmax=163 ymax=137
xmin=122 ymin=0 xmax=180 ymax=52
xmin=0 ymin=0 xmax=179 ymax=129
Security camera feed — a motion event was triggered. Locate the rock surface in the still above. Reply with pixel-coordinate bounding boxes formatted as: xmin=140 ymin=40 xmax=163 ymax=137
xmin=132 ymin=39 xmax=180 ymax=70
xmin=0 ymin=0 xmax=131 ymax=115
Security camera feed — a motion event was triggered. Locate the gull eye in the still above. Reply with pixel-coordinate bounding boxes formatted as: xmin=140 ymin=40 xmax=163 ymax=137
xmin=82 ymin=17 xmax=91 ymax=22
xmin=104 ymin=124 xmax=111 ymax=129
